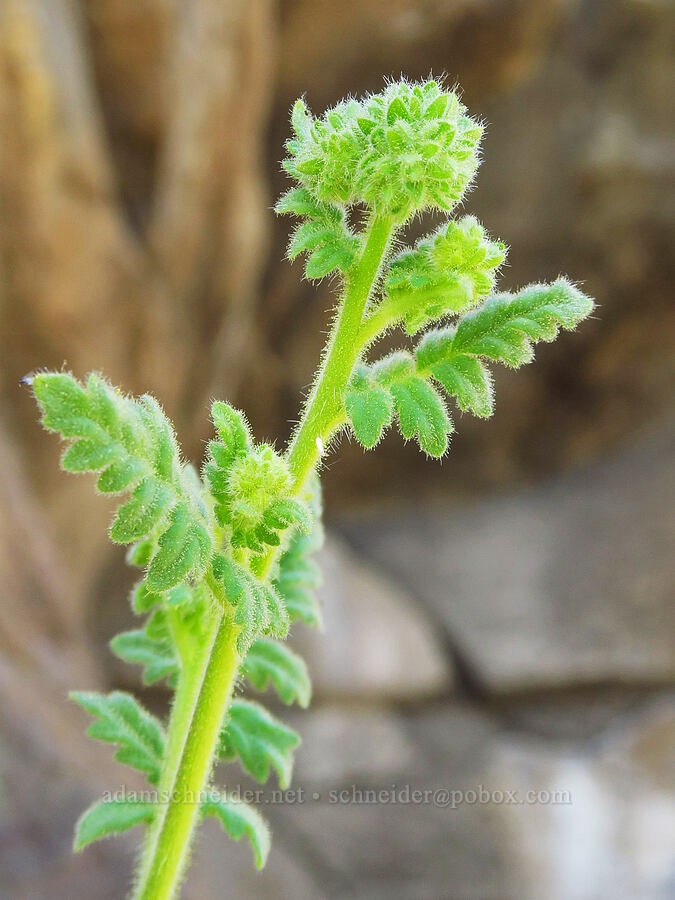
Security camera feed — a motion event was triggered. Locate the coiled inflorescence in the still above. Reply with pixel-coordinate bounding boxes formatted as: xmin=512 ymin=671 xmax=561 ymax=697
xmin=204 ymin=401 xmax=311 ymax=554
xmin=283 ymin=79 xmax=482 ymax=221
xmin=384 ymin=215 xmax=507 ymax=333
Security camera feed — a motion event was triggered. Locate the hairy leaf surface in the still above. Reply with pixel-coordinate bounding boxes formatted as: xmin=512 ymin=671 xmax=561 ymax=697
xmin=74 ymin=799 xmax=156 ymax=851
xmin=70 ymin=691 xmax=165 ymax=784
xmin=242 ymin=639 xmax=311 ymax=708
xmin=217 ymin=699 xmax=300 ymax=789
xmin=201 ymin=796 xmax=270 ymax=869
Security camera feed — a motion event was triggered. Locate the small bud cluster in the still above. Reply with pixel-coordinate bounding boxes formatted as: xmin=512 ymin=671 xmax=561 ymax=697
xmin=204 ymin=402 xmax=310 ymax=554
xmin=385 ymin=215 xmax=506 ymax=332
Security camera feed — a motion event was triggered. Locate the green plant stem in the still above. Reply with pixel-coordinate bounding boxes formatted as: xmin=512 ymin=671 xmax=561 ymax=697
xmin=133 ymin=210 xmax=393 ymax=900
xmin=286 ymin=212 xmax=395 ymax=486
xmin=356 ymin=285 xmax=450 ymax=348
xmin=133 ymin=610 xmax=240 ymax=900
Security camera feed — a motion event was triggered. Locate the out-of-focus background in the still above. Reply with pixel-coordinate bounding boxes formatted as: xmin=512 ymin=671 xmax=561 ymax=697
xmin=1 ymin=1 xmax=674 ymax=897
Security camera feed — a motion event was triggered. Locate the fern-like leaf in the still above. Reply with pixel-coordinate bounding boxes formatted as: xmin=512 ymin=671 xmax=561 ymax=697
xmin=217 ymin=699 xmax=300 ymax=789
xmin=213 ymin=555 xmax=289 ymax=653
xmin=242 ymin=639 xmax=311 ymax=708
xmin=73 ymin=799 xmax=156 ymax=851
xmin=368 ymin=352 xmax=453 ymax=457
xmin=415 ymin=330 xmax=494 ymax=417
xmin=273 ymin=475 xmax=324 ymax=626
xmin=201 ymin=796 xmax=270 ymax=869
xmin=450 ymin=279 xmax=594 ymax=367
xmin=274 ymin=527 xmax=323 ymax=628
xmin=344 ymin=364 xmax=394 ymax=449
xmin=347 ymin=279 xmax=593 ymax=452
xmin=33 ymin=372 xmax=213 ymax=593
xmin=277 ymin=186 xmax=358 ymax=279
xmin=70 ymin=691 xmax=165 ymax=784
xmin=110 ymin=625 xmax=178 ymax=686
xmin=146 ymin=502 xmax=211 ymax=591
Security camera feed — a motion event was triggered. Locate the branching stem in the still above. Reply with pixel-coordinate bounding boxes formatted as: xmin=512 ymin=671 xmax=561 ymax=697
xmin=132 ymin=210 xmax=394 ymax=900
xmin=286 ymin=212 xmax=395 ymax=485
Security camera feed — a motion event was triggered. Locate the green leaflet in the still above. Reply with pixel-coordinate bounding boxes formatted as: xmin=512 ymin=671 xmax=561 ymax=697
xmin=131 ymin=579 xmax=161 ymax=614
xmin=277 ymin=187 xmax=358 ymax=279
xmin=428 ymin=354 xmax=493 ymax=418
xmin=110 ymin=478 xmax=172 ymax=543
xmin=33 ymin=372 xmax=215 ymax=593
xmin=345 ymin=352 xmax=452 ymax=457
xmin=451 ymin=279 xmax=594 ymax=367
xmin=110 ymin=627 xmax=178 ymax=686
xmin=275 ymin=187 xmax=342 ymax=222
xmin=415 ymin=329 xmax=494 ymax=418
xmin=70 ymin=691 xmax=165 ymax=785
xmin=274 ymin=524 xmax=323 ymax=628
xmin=347 ymin=279 xmax=593 ymax=453
xmin=213 ymin=555 xmax=289 ymax=653
xmin=263 ymin=497 xmax=312 ymax=534
xmin=388 ymin=376 xmax=452 ymax=457
xmin=217 ymin=699 xmax=300 ymax=789
xmin=62 ymin=436 xmax=116 ymax=472
xmin=126 ymin=538 xmax=157 ymax=569
xmin=272 ymin=473 xmax=324 ymax=626
xmin=344 ymin=364 xmax=393 ymax=449
xmin=138 ymin=395 xmax=181 ymax=483
xmin=73 ymin=799 xmax=156 ymax=852
xmin=146 ymin=502 xmax=211 ymax=591
xmin=201 ymin=796 xmax=270 ymax=870
xmin=211 ymin=401 xmax=251 ymax=463
xmin=242 ymin=639 xmax=311 ymax=708
xmin=98 ymin=457 xmax=147 ymax=493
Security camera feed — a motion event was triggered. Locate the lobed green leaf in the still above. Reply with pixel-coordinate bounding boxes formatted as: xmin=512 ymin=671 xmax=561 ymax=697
xmin=242 ymin=639 xmax=311 ymax=708
xmin=146 ymin=502 xmax=211 ymax=591
xmin=452 ymin=279 xmax=594 ymax=367
xmin=110 ymin=478 xmax=172 ymax=543
xmin=73 ymin=799 xmax=156 ymax=852
xmin=110 ymin=628 xmax=178 ymax=686
xmin=201 ymin=796 xmax=270 ymax=869
xmin=274 ymin=530 xmax=323 ymax=628
xmin=344 ymin=365 xmax=393 ymax=449
xmin=70 ymin=691 xmax=165 ymax=785
xmin=217 ymin=699 xmax=300 ymax=789
xmin=416 ymin=329 xmax=494 ymax=417
xmin=389 ymin=376 xmax=452 ymax=457
xmin=213 ymin=555 xmax=289 ymax=653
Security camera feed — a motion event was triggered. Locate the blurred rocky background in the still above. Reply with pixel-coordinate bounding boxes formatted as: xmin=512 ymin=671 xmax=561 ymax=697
xmin=0 ymin=0 xmax=673 ymax=897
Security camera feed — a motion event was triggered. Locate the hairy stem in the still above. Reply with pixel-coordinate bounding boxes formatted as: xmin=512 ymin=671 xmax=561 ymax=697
xmin=286 ymin=212 xmax=395 ymax=485
xmin=133 ymin=211 xmax=393 ymax=900
xmin=133 ymin=610 xmax=240 ymax=900
xmin=356 ymin=285 xmax=449 ymax=348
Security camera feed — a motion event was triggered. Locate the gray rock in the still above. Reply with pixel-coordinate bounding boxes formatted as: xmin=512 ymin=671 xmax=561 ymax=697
xmin=264 ymin=704 xmax=514 ymax=900
xmin=341 ymin=427 xmax=675 ymax=693
xmin=260 ymin=698 xmax=675 ymax=900
xmin=291 ymin=535 xmax=453 ymax=700
xmin=493 ymin=699 xmax=675 ymax=900
xmin=293 ymin=706 xmax=415 ymax=786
